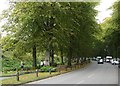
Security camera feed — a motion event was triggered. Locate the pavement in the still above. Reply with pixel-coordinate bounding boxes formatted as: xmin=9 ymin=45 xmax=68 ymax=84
xmin=0 ymin=77 xmax=11 ymax=80
xmin=26 ymin=61 xmax=118 ymax=84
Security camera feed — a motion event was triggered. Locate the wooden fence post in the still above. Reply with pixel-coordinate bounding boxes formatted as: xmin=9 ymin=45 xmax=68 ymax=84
xmin=36 ymin=69 xmax=39 ymax=77
xmin=49 ymin=68 xmax=51 ymax=75
xmin=16 ymin=70 xmax=19 ymax=81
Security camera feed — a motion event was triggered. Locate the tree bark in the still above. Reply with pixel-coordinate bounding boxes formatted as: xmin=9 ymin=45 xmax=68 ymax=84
xmin=60 ymin=48 xmax=64 ymax=65
xmin=32 ymin=45 xmax=37 ymax=68
xmin=67 ymin=46 xmax=72 ymax=66
xmin=45 ymin=49 xmax=50 ymax=66
xmin=67 ymin=35 xmax=73 ymax=67
xmin=51 ymin=49 xmax=54 ymax=66
xmin=77 ymin=57 xmax=80 ymax=64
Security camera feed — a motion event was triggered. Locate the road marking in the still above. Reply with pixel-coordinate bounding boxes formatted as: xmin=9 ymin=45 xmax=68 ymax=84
xmin=88 ymin=74 xmax=94 ymax=78
xmin=76 ymin=80 xmax=85 ymax=84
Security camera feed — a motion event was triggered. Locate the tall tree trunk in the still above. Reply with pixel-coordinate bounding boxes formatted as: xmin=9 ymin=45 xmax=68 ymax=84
xmin=77 ymin=57 xmax=79 ymax=64
xmin=113 ymin=42 xmax=117 ymax=59
xmin=45 ymin=49 xmax=50 ymax=66
xmin=67 ymin=35 xmax=73 ymax=67
xmin=32 ymin=45 xmax=37 ymax=68
xmin=51 ymin=49 xmax=54 ymax=66
xmin=67 ymin=53 xmax=72 ymax=66
xmin=60 ymin=48 xmax=64 ymax=65
xmin=67 ymin=46 xmax=72 ymax=67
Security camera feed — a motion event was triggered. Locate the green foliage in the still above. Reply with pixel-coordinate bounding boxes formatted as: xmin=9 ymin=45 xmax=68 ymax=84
xmin=2 ymin=57 xmax=33 ymax=72
xmin=1 ymin=2 xmax=101 ymax=67
xmin=100 ymin=1 xmax=120 ymax=58
xmin=2 ymin=58 xmax=21 ymax=71
xmin=40 ymin=66 xmax=56 ymax=72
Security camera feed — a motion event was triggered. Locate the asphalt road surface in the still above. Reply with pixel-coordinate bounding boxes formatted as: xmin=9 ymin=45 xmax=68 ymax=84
xmin=27 ymin=61 xmax=118 ymax=84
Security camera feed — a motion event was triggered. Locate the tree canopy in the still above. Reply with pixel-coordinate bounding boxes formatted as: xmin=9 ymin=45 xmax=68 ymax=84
xmin=1 ymin=2 xmax=102 ymax=68
xmin=101 ymin=1 xmax=120 ymax=58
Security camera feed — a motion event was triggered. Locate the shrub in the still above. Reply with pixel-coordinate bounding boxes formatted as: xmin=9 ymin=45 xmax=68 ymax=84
xmin=2 ymin=58 xmax=33 ymax=72
xmin=40 ymin=66 xmax=56 ymax=72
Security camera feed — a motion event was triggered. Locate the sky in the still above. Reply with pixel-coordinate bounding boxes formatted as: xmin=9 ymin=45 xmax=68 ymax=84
xmin=95 ymin=0 xmax=116 ymax=23
xmin=0 ymin=0 xmax=116 ymax=37
xmin=0 ymin=0 xmax=9 ymax=15
xmin=0 ymin=0 xmax=9 ymax=37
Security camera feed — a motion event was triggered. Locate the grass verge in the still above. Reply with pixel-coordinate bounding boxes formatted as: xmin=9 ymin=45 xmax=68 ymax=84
xmin=1 ymin=62 xmax=91 ymax=85
xmin=2 ymin=72 xmax=59 ymax=85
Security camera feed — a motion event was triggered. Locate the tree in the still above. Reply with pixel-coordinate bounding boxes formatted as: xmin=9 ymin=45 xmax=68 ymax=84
xmin=101 ymin=1 xmax=120 ymax=58
xmin=1 ymin=2 xmax=100 ymax=68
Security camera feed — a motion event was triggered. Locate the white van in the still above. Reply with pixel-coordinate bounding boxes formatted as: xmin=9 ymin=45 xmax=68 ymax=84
xmin=96 ymin=56 xmax=102 ymax=61
xmin=106 ymin=56 xmax=112 ymax=62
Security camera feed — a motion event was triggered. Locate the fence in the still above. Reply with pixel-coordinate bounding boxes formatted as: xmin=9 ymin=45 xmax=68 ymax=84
xmin=14 ymin=60 xmax=90 ymax=81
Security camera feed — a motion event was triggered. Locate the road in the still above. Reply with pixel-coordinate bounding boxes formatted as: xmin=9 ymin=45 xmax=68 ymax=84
xmin=27 ymin=61 xmax=118 ymax=84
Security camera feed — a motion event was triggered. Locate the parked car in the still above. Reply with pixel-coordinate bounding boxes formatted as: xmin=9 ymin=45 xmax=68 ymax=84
xmin=110 ymin=59 xmax=119 ymax=65
xmin=105 ymin=56 xmax=113 ymax=63
xmin=92 ymin=57 xmax=97 ymax=61
xmin=114 ymin=60 xmax=119 ymax=65
xmin=103 ymin=58 xmax=106 ymax=62
xmin=98 ymin=59 xmax=104 ymax=64
xmin=96 ymin=56 xmax=102 ymax=61
xmin=106 ymin=59 xmax=110 ymax=62
xmin=110 ymin=59 xmax=114 ymax=65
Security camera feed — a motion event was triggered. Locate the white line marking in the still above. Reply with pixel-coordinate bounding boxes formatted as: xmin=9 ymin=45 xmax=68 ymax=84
xmin=76 ymin=80 xmax=85 ymax=84
xmin=88 ymin=74 xmax=94 ymax=78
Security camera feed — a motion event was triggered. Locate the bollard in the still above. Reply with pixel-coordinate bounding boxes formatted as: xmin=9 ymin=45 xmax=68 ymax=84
xmin=49 ymin=68 xmax=51 ymax=75
xmin=36 ymin=69 xmax=38 ymax=77
xmin=16 ymin=70 xmax=19 ymax=81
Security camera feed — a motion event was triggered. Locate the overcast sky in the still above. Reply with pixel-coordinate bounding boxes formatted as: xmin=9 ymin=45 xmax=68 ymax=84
xmin=95 ymin=0 xmax=116 ymax=23
xmin=0 ymin=0 xmax=116 ymax=37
